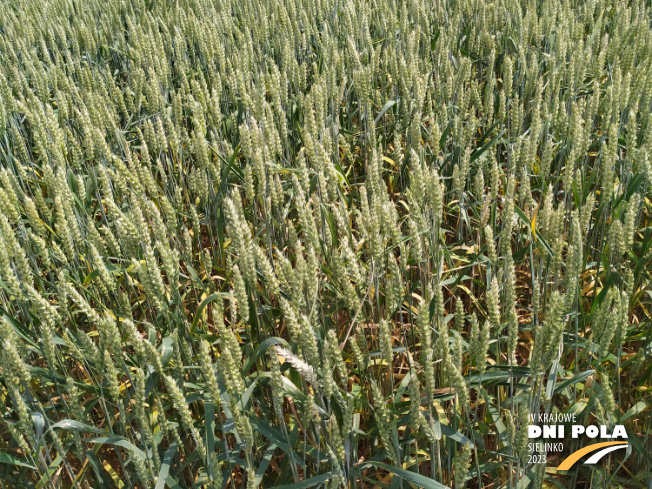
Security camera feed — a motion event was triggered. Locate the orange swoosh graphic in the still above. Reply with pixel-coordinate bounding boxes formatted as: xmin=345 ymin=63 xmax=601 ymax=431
xmin=557 ymin=441 xmax=628 ymax=471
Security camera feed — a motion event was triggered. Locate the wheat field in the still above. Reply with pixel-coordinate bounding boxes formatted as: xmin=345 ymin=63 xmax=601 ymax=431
xmin=0 ymin=0 xmax=650 ymax=487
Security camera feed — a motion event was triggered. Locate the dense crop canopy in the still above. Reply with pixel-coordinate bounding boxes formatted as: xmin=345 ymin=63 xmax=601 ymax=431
xmin=0 ymin=0 xmax=651 ymax=487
